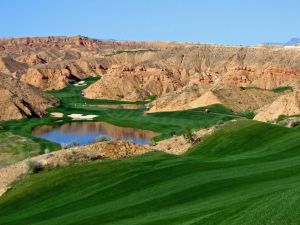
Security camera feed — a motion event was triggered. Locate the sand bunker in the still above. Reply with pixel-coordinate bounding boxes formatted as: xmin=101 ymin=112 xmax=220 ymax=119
xmin=74 ymin=81 xmax=87 ymax=87
xmin=50 ymin=112 xmax=64 ymax=118
xmin=68 ymin=114 xmax=98 ymax=120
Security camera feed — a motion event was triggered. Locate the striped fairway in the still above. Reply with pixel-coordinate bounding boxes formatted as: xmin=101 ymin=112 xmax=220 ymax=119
xmin=1 ymin=120 xmax=300 ymax=224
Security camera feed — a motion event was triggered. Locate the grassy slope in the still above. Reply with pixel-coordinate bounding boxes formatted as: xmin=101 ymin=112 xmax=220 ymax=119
xmin=1 ymin=120 xmax=300 ymax=225
xmin=0 ymin=132 xmax=40 ymax=168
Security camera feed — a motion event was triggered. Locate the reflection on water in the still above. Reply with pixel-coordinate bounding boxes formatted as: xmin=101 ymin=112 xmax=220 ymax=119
xmin=91 ymin=104 xmax=145 ymax=109
xmin=32 ymin=121 xmax=158 ymax=145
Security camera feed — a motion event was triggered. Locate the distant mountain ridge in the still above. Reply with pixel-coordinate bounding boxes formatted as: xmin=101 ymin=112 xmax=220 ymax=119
xmin=264 ymin=38 xmax=300 ymax=46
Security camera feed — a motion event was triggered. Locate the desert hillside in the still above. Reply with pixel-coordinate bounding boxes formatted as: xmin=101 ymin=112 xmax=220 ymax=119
xmin=1 ymin=36 xmax=300 ymax=121
xmin=0 ymin=73 xmax=57 ymax=120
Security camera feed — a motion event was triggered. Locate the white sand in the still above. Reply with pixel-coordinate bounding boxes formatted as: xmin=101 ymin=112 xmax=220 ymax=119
xmin=50 ymin=112 xmax=64 ymax=118
xmin=67 ymin=114 xmax=98 ymax=120
xmin=74 ymin=81 xmax=87 ymax=86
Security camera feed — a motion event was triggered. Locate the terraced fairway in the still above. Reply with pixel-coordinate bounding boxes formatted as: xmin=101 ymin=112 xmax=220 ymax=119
xmin=1 ymin=120 xmax=300 ymax=224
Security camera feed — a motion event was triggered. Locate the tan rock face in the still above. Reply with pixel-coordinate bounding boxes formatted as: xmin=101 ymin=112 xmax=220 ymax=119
xmin=15 ymin=54 xmax=47 ymax=66
xmin=1 ymin=36 xmax=300 ymax=119
xmin=83 ymin=45 xmax=300 ymax=104
xmin=21 ymin=59 xmax=107 ymax=90
xmin=84 ymin=66 xmax=183 ymax=101
xmin=0 ymin=56 xmax=28 ymax=76
xmin=0 ymin=74 xmax=57 ymax=121
xmin=149 ymin=84 xmax=281 ymax=113
xmin=254 ymin=92 xmax=300 ymax=122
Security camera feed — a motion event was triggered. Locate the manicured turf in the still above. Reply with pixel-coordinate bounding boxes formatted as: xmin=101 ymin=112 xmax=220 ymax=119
xmin=271 ymin=86 xmax=293 ymax=93
xmin=1 ymin=120 xmax=300 ymax=224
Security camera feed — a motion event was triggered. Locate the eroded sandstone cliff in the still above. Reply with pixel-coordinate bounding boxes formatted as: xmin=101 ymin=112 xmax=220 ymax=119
xmin=1 ymin=36 xmax=300 ymax=121
xmin=0 ymin=74 xmax=57 ymax=120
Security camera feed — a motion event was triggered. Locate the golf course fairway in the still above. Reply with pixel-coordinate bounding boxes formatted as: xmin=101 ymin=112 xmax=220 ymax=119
xmin=1 ymin=120 xmax=300 ymax=224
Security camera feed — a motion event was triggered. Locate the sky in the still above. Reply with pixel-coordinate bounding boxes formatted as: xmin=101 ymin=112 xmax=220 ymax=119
xmin=0 ymin=0 xmax=299 ymax=45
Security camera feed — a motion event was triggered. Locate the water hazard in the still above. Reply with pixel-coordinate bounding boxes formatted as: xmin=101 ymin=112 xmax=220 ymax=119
xmin=32 ymin=121 xmax=158 ymax=146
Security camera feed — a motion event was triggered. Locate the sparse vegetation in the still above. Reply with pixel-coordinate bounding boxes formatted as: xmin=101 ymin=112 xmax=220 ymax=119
xmin=272 ymin=86 xmax=293 ymax=93
xmin=26 ymin=159 xmax=44 ymax=174
xmin=238 ymin=110 xmax=255 ymax=119
xmin=149 ymin=139 xmax=157 ymax=146
xmin=147 ymin=95 xmax=156 ymax=101
xmin=106 ymin=49 xmax=158 ymax=56
xmin=183 ymin=127 xmax=196 ymax=143
xmin=61 ymin=141 xmax=79 ymax=149
xmin=95 ymin=136 xmax=111 ymax=142
xmin=276 ymin=114 xmax=287 ymax=122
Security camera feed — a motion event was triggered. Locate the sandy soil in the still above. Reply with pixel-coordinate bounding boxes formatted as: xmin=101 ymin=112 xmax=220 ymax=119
xmin=74 ymin=81 xmax=87 ymax=87
xmin=50 ymin=112 xmax=64 ymax=118
xmin=148 ymin=127 xmax=214 ymax=155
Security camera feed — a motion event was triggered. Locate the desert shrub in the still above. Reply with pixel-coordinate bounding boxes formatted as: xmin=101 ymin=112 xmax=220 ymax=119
xmin=272 ymin=86 xmax=293 ymax=93
xmin=61 ymin=143 xmax=68 ymax=149
xmin=44 ymin=148 xmax=50 ymax=154
xmin=170 ymin=131 xmax=176 ymax=136
xmin=61 ymin=141 xmax=80 ymax=149
xmin=276 ymin=114 xmax=286 ymax=122
xmin=95 ymin=136 xmax=111 ymax=142
xmin=70 ymin=141 xmax=79 ymax=147
xmin=290 ymin=120 xmax=300 ymax=128
xmin=149 ymin=139 xmax=157 ymax=146
xmin=215 ymin=120 xmax=224 ymax=128
xmin=183 ymin=128 xmax=196 ymax=143
xmin=239 ymin=111 xmax=255 ymax=119
xmin=26 ymin=160 xmax=44 ymax=174
xmin=147 ymin=95 xmax=156 ymax=101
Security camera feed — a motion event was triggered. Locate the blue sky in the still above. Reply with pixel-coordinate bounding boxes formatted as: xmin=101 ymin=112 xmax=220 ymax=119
xmin=0 ymin=0 xmax=299 ymax=45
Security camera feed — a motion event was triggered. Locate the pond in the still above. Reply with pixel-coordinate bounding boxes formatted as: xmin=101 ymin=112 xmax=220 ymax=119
xmin=32 ymin=121 xmax=158 ymax=146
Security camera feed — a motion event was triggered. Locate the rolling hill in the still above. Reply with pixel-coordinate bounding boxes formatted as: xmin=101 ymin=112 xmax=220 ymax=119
xmin=1 ymin=120 xmax=300 ymax=224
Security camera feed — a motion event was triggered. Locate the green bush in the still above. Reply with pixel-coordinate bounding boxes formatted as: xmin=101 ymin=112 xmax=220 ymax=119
xmin=183 ymin=127 xmax=196 ymax=143
xmin=149 ymin=139 xmax=157 ymax=146
xmin=95 ymin=136 xmax=111 ymax=142
xmin=147 ymin=95 xmax=156 ymax=101
xmin=26 ymin=160 xmax=44 ymax=174
xmin=276 ymin=114 xmax=287 ymax=122
xmin=272 ymin=86 xmax=293 ymax=93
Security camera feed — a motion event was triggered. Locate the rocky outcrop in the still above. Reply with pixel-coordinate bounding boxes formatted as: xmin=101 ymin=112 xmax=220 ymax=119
xmin=84 ymin=66 xmax=183 ymax=101
xmin=15 ymin=54 xmax=47 ymax=66
xmin=1 ymin=36 xmax=300 ymax=119
xmin=83 ymin=45 xmax=300 ymax=104
xmin=0 ymin=74 xmax=57 ymax=120
xmin=0 ymin=56 xmax=28 ymax=76
xmin=149 ymin=85 xmax=281 ymax=113
xmin=21 ymin=59 xmax=106 ymax=90
xmin=254 ymin=92 xmax=300 ymax=122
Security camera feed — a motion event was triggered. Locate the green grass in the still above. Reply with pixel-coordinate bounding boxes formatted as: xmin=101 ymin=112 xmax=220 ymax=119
xmin=240 ymin=85 xmax=293 ymax=94
xmin=271 ymin=86 xmax=293 ymax=93
xmin=1 ymin=120 xmax=300 ymax=224
xmin=0 ymin=132 xmax=40 ymax=168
